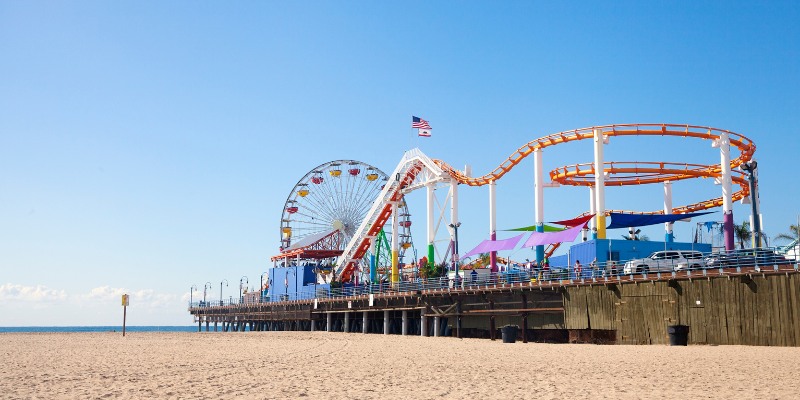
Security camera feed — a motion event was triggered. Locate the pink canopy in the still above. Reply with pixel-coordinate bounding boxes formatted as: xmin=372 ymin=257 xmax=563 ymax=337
xmin=522 ymin=224 xmax=584 ymax=248
xmin=462 ymin=234 xmax=525 ymax=259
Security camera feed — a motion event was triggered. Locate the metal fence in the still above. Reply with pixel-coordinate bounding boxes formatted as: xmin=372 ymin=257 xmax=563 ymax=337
xmin=190 ymin=247 xmax=799 ymax=308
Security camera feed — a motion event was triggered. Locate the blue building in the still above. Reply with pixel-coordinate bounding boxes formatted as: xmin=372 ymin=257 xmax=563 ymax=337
xmin=549 ymin=239 xmax=711 ymax=270
xmin=268 ymin=265 xmax=328 ymax=301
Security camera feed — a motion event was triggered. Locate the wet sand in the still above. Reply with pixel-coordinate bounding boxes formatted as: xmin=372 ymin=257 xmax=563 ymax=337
xmin=1 ymin=331 xmax=798 ymax=399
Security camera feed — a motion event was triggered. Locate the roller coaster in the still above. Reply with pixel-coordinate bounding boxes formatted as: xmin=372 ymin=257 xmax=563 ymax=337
xmin=272 ymin=123 xmax=756 ymax=284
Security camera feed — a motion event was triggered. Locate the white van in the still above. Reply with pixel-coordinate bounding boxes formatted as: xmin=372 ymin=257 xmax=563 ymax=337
xmin=623 ymin=250 xmax=705 ymax=274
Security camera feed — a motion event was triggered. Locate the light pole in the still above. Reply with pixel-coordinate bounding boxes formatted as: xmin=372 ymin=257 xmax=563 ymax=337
xmin=449 ymin=222 xmax=462 ymax=284
xmin=239 ymin=276 xmax=248 ymax=304
xmin=203 ymin=282 xmax=212 ymax=306
xmin=219 ymin=279 xmax=228 ymax=306
xmin=260 ymin=271 xmax=268 ymax=303
xmin=190 ymin=284 xmax=197 ymax=307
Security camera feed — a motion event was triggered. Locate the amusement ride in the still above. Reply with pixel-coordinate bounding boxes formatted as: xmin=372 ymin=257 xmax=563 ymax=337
xmin=271 ymin=123 xmax=757 ymax=288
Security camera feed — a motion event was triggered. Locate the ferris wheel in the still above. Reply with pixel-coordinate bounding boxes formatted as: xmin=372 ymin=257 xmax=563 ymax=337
xmin=279 ymin=160 xmax=413 ymax=269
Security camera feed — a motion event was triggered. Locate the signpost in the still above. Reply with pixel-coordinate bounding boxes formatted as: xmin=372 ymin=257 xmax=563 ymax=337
xmin=121 ymin=294 xmax=129 ymax=337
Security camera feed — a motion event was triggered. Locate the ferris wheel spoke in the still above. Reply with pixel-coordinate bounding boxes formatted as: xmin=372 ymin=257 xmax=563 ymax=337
xmin=304 ymin=183 xmax=340 ymax=219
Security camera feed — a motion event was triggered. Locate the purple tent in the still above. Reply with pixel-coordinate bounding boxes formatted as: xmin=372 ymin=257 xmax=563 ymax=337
xmin=521 ymin=224 xmax=584 ymax=248
xmin=462 ymin=234 xmax=525 ymax=259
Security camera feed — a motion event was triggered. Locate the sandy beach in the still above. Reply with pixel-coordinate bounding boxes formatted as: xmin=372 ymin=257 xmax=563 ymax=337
xmin=1 ymin=331 xmax=798 ymax=399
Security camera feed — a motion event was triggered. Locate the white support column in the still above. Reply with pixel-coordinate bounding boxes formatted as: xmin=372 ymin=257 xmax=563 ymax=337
xmin=362 ymin=312 xmax=369 ymax=334
xmin=311 ymin=318 xmax=316 ymax=332
xmin=451 ymin=179 xmax=459 ymax=230
xmin=391 ymin=202 xmax=399 ymax=285
xmin=344 ymin=312 xmax=350 ymax=333
xmin=433 ymin=316 xmax=441 ymax=337
xmin=588 ymin=186 xmax=596 ymax=241
xmin=326 ymin=313 xmax=332 ymax=332
xmin=533 ymin=148 xmax=545 ymax=262
xmin=664 ymin=181 xmax=674 ymax=242
xmin=450 ymin=178 xmax=460 ymax=279
xmin=593 ymin=128 xmax=607 ymax=239
xmin=426 ymin=183 xmax=435 ymax=270
xmin=421 ymin=311 xmax=428 ymax=337
xmin=716 ymin=131 xmax=735 ymax=250
xmin=489 ymin=180 xmax=498 ymax=272
xmin=383 ymin=310 xmax=390 ymax=335
xmin=402 ymin=310 xmax=408 ymax=336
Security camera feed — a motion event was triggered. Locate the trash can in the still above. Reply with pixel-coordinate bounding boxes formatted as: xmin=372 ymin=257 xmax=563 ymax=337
xmin=667 ymin=325 xmax=689 ymax=346
xmin=501 ymin=325 xmax=518 ymax=343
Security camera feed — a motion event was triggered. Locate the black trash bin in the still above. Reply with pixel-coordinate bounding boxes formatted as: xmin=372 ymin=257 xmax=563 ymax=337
xmin=501 ymin=325 xmax=518 ymax=343
xmin=667 ymin=325 xmax=689 ymax=346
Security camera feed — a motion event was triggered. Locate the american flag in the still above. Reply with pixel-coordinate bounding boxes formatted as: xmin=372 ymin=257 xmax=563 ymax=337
xmin=411 ymin=116 xmax=431 ymax=130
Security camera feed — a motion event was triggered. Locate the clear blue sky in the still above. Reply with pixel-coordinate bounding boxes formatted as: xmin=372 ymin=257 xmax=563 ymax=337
xmin=1 ymin=1 xmax=798 ymax=325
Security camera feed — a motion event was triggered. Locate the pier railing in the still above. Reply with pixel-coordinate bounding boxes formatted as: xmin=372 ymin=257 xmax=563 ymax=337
xmin=189 ymin=248 xmax=799 ymax=308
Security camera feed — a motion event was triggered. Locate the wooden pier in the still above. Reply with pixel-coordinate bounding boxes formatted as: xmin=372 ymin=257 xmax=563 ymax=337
xmin=189 ymin=265 xmax=800 ymax=346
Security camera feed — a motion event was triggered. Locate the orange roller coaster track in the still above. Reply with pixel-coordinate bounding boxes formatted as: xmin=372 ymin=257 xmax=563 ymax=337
xmin=434 ymin=123 xmax=756 ymax=216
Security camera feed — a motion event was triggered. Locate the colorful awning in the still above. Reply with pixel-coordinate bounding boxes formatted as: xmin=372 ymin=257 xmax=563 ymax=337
xmin=462 ymin=234 xmax=525 ymax=259
xmin=521 ymin=224 xmax=584 ymax=248
xmin=605 ymin=211 xmax=714 ymax=229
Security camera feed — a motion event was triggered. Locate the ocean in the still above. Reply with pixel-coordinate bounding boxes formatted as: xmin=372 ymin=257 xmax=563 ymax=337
xmin=0 ymin=326 xmax=197 ymax=333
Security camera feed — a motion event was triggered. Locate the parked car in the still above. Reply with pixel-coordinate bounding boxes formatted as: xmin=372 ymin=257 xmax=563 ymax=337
xmin=704 ymin=249 xmax=792 ymax=268
xmin=623 ymin=250 xmax=705 ymax=274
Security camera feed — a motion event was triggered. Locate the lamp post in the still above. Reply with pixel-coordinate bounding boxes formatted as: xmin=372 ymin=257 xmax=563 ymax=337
xmin=219 ymin=279 xmax=228 ymax=306
xmin=203 ymin=282 xmax=212 ymax=306
xmin=260 ymin=271 xmax=268 ymax=303
xmin=239 ymin=276 xmax=248 ymax=304
xmin=449 ymin=222 xmax=462 ymax=284
xmin=190 ymin=284 xmax=197 ymax=307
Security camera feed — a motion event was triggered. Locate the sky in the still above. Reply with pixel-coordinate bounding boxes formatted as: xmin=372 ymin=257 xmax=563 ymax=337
xmin=1 ymin=1 xmax=798 ymax=326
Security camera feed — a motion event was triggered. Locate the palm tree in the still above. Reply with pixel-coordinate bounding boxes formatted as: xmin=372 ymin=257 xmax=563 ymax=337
xmin=774 ymin=224 xmax=800 ymax=244
xmin=621 ymin=229 xmax=649 ymax=241
xmin=733 ymin=220 xmax=751 ymax=249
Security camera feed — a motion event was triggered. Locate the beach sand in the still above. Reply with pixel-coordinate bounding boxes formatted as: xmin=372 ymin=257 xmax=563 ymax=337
xmin=1 ymin=331 xmax=798 ymax=399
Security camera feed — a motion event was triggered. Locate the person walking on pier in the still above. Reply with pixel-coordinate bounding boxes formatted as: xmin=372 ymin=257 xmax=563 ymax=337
xmin=574 ymin=260 xmax=582 ymax=279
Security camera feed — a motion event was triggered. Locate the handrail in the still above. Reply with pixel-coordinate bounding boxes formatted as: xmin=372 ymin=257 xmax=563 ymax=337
xmin=190 ymin=247 xmax=797 ymax=309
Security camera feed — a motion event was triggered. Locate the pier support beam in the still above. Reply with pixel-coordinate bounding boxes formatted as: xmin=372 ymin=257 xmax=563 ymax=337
xmin=205 ymin=320 xmax=209 ymax=332
xmin=198 ymin=320 xmax=201 ymax=332
xmin=214 ymin=321 xmax=218 ymax=332
xmin=489 ymin=300 xmax=496 ymax=341
xmin=402 ymin=310 xmax=408 ymax=336
xmin=310 ymin=317 xmax=316 ymax=332
xmin=362 ymin=312 xmax=369 ymax=334
xmin=521 ymin=293 xmax=529 ymax=343
xmin=456 ymin=301 xmax=462 ymax=339
xmin=421 ymin=311 xmax=428 ymax=337
xmin=433 ymin=316 xmax=440 ymax=337
xmin=344 ymin=312 xmax=350 ymax=333
xmin=383 ymin=310 xmax=390 ymax=335
xmin=326 ymin=313 xmax=332 ymax=332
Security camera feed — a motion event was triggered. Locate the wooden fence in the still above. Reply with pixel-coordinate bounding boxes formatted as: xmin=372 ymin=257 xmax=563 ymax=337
xmin=564 ymin=272 xmax=800 ymax=346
